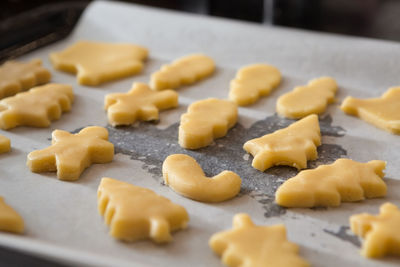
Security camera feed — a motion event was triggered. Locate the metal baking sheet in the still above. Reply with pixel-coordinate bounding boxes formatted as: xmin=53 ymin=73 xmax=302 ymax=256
xmin=1 ymin=1 xmax=400 ymax=266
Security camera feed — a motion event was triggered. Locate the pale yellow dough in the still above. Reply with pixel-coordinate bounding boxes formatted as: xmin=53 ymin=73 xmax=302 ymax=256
xmin=0 ymin=197 xmax=24 ymax=234
xmin=340 ymin=87 xmax=400 ymax=134
xmin=209 ymin=213 xmax=309 ymax=267
xmin=350 ymin=202 xmax=400 ymax=258
xmin=50 ymin=41 xmax=148 ymax=86
xmin=0 ymin=134 xmax=10 ymax=154
xmin=150 ymin=54 xmax=215 ymax=90
xmin=98 ymin=177 xmax=189 ymax=243
xmin=162 ymin=154 xmax=241 ymax=202
xmin=243 ymin=114 xmax=321 ymax=171
xmin=104 ymin=83 xmax=178 ymax=126
xmin=0 ymin=59 xmax=51 ymax=100
xmin=27 ymin=126 xmax=114 ymax=181
xmin=179 ymin=98 xmax=238 ymax=149
xmin=0 ymin=83 xmax=73 ymax=130
xmin=276 ymin=77 xmax=337 ymax=119
xmin=229 ymin=64 xmax=281 ymax=106
xmin=276 ymin=159 xmax=386 ymax=208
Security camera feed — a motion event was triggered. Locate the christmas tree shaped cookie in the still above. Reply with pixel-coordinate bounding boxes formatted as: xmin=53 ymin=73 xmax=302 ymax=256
xmin=104 ymin=83 xmax=178 ymax=126
xmin=50 ymin=41 xmax=148 ymax=86
xmin=243 ymin=114 xmax=321 ymax=171
xmin=162 ymin=154 xmax=241 ymax=202
xmin=350 ymin=202 xmax=400 ymax=258
xmin=341 ymin=87 xmax=400 ymax=134
xmin=98 ymin=177 xmax=189 ymax=243
xmin=277 ymin=77 xmax=337 ymax=119
xmin=150 ymin=54 xmax=215 ymax=90
xmin=179 ymin=98 xmax=238 ymax=149
xmin=209 ymin=213 xmax=309 ymax=267
xmin=229 ymin=64 xmax=281 ymax=106
xmin=0 ymin=197 xmax=24 ymax=234
xmin=0 ymin=134 xmax=10 ymax=154
xmin=0 ymin=83 xmax=73 ymax=130
xmin=27 ymin=126 xmax=114 ymax=181
xmin=276 ymin=159 xmax=387 ymax=208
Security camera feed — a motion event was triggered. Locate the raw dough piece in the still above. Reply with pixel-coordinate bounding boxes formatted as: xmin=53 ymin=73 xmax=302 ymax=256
xmin=162 ymin=154 xmax=241 ymax=202
xmin=179 ymin=98 xmax=238 ymax=149
xmin=276 ymin=77 xmax=337 ymax=119
xmin=0 ymin=134 xmax=10 ymax=154
xmin=150 ymin=54 xmax=215 ymax=90
xmin=0 ymin=197 xmax=24 ymax=234
xmin=276 ymin=159 xmax=386 ymax=208
xmin=243 ymin=114 xmax=321 ymax=171
xmin=0 ymin=59 xmax=51 ymax=100
xmin=27 ymin=126 xmax=114 ymax=181
xmin=0 ymin=83 xmax=73 ymax=130
xmin=229 ymin=64 xmax=281 ymax=106
xmin=104 ymin=83 xmax=178 ymax=126
xmin=98 ymin=177 xmax=189 ymax=243
xmin=340 ymin=87 xmax=400 ymax=134
xmin=50 ymin=41 xmax=148 ymax=86
xmin=209 ymin=213 xmax=309 ymax=267
xmin=350 ymin=202 xmax=400 ymax=258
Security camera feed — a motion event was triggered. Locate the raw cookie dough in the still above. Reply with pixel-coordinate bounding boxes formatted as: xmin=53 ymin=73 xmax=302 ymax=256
xmin=50 ymin=41 xmax=148 ymax=86
xmin=276 ymin=159 xmax=387 ymax=208
xmin=162 ymin=154 xmax=241 ymax=202
xmin=340 ymin=87 xmax=400 ymax=134
xmin=104 ymin=82 xmax=178 ymax=126
xmin=150 ymin=54 xmax=215 ymax=90
xmin=0 ymin=197 xmax=24 ymax=234
xmin=243 ymin=114 xmax=321 ymax=171
xmin=0 ymin=59 xmax=51 ymax=100
xmin=229 ymin=64 xmax=281 ymax=106
xmin=276 ymin=77 xmax=337 ymax=119
xmin=350 ymin=202 xmax=400 ymax=258
xmin=98 ymin=177 xmax=189 ymax=243
xmin=0 ymin=83 xmax=73 ymax=130
xmin=0 ymin=134 xmax=10 ymax=154
xmin=27 ymin=126 xmax=114 ymax=181
xmin=209 ymin=213 xmax=309 ymax=267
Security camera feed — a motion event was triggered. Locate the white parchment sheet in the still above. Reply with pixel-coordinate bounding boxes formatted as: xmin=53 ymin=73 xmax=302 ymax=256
xmin=0 ymin=1 xmax=400 ymax=266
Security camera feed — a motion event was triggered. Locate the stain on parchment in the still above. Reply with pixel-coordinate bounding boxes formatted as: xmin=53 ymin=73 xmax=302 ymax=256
xmin=324 ymin=226 xmax=361 ymax=247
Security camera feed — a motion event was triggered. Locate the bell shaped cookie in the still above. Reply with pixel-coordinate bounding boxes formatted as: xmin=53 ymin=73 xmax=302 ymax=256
xmin=50 ymin=41 xmax=148 ymax=86
xmin=341 ymin=87 xmax=400 ymax=134
xmin=243 ymin=114 xmax=321 ymax=171
xmin=98 ymin=177 xmax=189 ymax=243
xmin=0 ymin=197 xmax=24 ymax=234
xmin=277 ymin=77 xmax=337 ymax=119
xmin=162 ymin=154 xmax=241 ymax=202
xmin=276 ymin=159 xmax=387 ymax=208
xmin=104 ymin=83 xmax=178 ymax=126
xmin=0 ymin=134 xmax=10 ymax=154
xmin=229 ymin=64 xmax=281 ymax=106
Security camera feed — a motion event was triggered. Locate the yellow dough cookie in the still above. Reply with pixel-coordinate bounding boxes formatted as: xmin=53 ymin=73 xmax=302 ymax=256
xmin=0 ymin=59 xmax=51 ymax=100
xmin=276 ymin=159 xmax=387 ymax=208
xmin=162 ymin=154 xmax=241 ymax=203
xmin=0 ymin=197 xmax=24 ymax=234
xmin=243 ymin=114 xmax=321 ymax=171
xmin=179 ymin=98 xmax=238 ymax=149
xmin=27 ymin=126 xmax=114 ymax=181
xmin=0 ymin=83 xmax=73 ymax=130
xmin=104 ymin=83 xmax=178 ymax=126
xmin=276 ymin=77 xmax=337 ymax=119
xmin=229 ymin=64 xmax=281 ymax=106
xmin=50 ymin=41 xmax=148 ymax=86
xmin=350 ymin=202 xmax=400 ymax=258
xmin=209 ymin=213 xmax=309 ymax=267
xmin=340 ymin=87 xmax=400 ymax=134
xmin=150 ymin=54 xmax=215 ymax=90
xmin=0 ymin=134 xmax=11 ymax=154
xmin=98 ymin=177 xmax=189 ymax=243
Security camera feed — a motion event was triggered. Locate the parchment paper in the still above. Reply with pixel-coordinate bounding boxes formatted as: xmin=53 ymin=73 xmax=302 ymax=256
xmin=0 ymin=1 xmax=400 ymax=266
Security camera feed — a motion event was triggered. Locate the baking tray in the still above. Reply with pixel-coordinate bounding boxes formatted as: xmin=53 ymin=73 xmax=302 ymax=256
xmin=0 ymin=1 xmax=400 ymax=266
